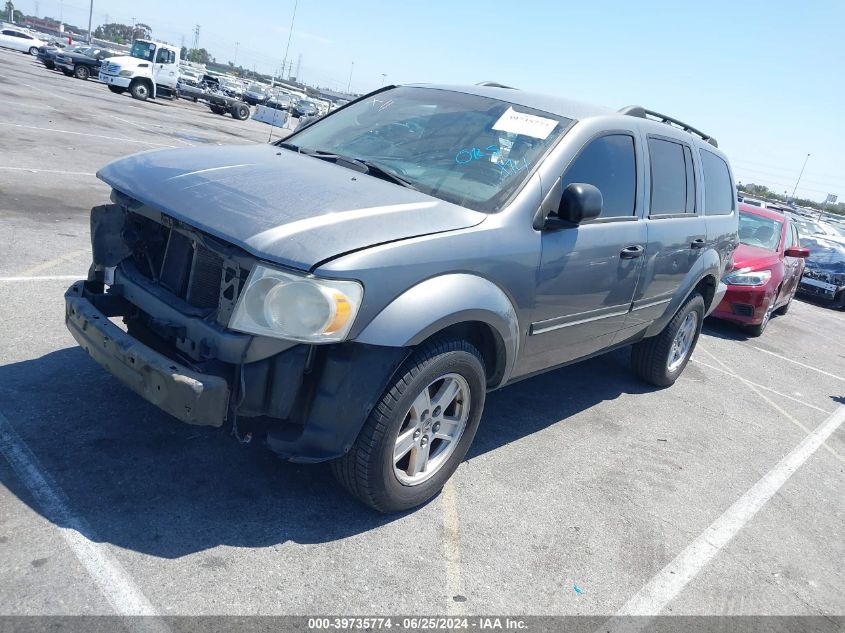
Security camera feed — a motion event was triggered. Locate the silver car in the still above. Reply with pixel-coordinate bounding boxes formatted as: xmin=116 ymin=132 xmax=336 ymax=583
xmin=65 ymin=84 xmax=737 ymax=511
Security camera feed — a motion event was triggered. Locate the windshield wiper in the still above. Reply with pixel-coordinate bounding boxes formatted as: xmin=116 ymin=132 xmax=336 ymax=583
xmin=351 ymin=158 xmax=420 ymax=191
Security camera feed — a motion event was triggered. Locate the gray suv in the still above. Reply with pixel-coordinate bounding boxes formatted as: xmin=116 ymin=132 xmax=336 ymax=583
xmin=65 ymin=84 xmax=737 ymax=512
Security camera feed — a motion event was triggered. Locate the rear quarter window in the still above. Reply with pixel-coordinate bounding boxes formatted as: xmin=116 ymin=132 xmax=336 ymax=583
xmin=700 ymin=149 xmax=735 ymax=215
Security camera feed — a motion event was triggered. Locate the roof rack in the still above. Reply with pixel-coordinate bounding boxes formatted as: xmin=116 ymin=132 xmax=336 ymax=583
xmin=476 ymin=81 xmax=517 ymax=89
xmin=619 ymin=105 xmax=718 ymax=148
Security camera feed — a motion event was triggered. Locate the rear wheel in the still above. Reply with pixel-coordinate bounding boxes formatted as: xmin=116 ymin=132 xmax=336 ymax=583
xmin=331 ymin=338 xmax=486 ymax=513
xmin=44 ymin=60 xmax=55 ymax=69
xmin=107 ymin=85 xmax=126 ymax=94
xmin=129 ymin=80 xmax=150 ymax=101
xmin=632 ymin=293 xmax=705 ymax=387
xmin=74 ymin=65 xmax=90 ymax=80
xmin=29 ymin=47 xmax=39 ymax=56
xmin=61 ymin=68 xmax=73 ymax=76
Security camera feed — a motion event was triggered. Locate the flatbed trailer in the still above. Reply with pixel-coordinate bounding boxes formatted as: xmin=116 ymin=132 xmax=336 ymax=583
xmin=179 ymin=83 xmax=251 ymax=121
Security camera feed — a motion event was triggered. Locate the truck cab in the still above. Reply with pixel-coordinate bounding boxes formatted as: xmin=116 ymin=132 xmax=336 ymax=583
xmin=99 ymin=39 xmax=180 ymax=101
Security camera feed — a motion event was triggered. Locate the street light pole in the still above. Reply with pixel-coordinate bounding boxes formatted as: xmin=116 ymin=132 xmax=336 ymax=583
xmin=791 ymin=153 xmax=810 ymax=200
xmin=381 ymin=73 xmax=386 ymax=86
xmin=347 ymin=61 xmax=354 ymax=93
xmin=87 ymin=0 xmax=94 ymax=44
xmin=234 ymin=41 xmax=239 ymax=67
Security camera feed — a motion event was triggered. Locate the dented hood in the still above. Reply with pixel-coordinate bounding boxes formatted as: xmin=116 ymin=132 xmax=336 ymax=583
xmin=97 ymin=144 xmax=486 ymax=270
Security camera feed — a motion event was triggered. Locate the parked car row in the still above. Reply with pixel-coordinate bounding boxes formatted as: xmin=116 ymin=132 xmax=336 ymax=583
xmin=0 ymin=25 xmax=46 ymax=55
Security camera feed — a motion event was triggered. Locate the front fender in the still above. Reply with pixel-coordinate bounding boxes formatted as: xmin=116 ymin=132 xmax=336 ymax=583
xmin=355 ymin=274 xmax=520 ymax=387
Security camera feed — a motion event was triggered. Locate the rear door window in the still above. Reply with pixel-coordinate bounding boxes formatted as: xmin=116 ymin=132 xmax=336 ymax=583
xmin=561 ymin=134 xmax=637 ymax=218
xmin=648 ymin=138 xmax=690 ymax=215
xmin=700 ymin=149 xmax=735 ymax=215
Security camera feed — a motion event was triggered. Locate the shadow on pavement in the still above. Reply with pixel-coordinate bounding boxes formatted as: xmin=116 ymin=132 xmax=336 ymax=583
xmin=0 ymin=344 xmax=654 ymax=558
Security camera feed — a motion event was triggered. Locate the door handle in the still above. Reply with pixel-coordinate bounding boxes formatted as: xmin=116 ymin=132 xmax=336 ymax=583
xmin=620 ymin=245 xmax=644 ymax=259
xmin=690 ymin=238 xmax=706 ymax=249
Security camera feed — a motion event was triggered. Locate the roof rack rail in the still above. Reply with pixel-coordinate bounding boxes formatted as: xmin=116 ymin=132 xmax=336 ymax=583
xmin=619 ymin=105 xmax=718 ymax=148
xmin=476 ymin=81 xmax=517 ymax=89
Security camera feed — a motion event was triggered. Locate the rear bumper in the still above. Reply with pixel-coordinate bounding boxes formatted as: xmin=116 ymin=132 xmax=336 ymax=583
xmin=710 ymin=283 xmax=773 ymax=325
xmin=65 ymin=281 xmax=230 ymax=426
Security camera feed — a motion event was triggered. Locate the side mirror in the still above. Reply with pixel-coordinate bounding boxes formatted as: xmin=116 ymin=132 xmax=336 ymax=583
xmin=547 ymin=183 xmax=602 ymax=228
xmin=785 ymin=246 xmax=810 ymax=258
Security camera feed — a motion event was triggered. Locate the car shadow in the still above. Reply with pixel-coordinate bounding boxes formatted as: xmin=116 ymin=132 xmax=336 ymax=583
xmin=702 ymin=317 xmax=753 ymax=341
xmin=0 ymin=345 xmax=655 ymax=558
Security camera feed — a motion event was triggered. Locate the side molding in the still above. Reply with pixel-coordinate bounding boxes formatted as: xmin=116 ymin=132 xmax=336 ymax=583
xmin=356 ymin=274 xmax=520 ymax=387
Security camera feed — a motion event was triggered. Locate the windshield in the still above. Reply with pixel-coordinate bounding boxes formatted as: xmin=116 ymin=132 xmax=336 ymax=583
xmin=738 ymin=211 xmax=782 ymax=250
xmin=285 ymin=86 xmax=572 ymax=212
xmin=248 ymin=83 xmax=266 ymax=93
xmin=130 ymin=41 xmax=156 ymax=61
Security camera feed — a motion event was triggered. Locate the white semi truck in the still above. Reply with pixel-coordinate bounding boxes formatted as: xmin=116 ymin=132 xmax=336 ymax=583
xmin=98 ymin=39 xmax=180 ymax=101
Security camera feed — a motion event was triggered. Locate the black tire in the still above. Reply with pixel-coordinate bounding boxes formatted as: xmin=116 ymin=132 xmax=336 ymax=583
xmin=107 ymin=85 xmax=126 ymax=94
xmin=231 ymin=103 xmax=250 ymax=120
xmin=632 ymin=292 xmax=705 ymax=387
xmin=61 ymin=68 xmax=73 ymax=76
xmin=209 ymin=105 xmax=226 ymax=115
xmin=331 ymin=338 xmax=486 ymax=513
xmin=28 ymin=46 xmax=39 ymax=56
xmin=744 ymin=299 xmax=775 ymax=337
xmin=44 ymin=60 xmax=55 ymax=69
xmin=774 ymin=291 xmax=794 ymax=316
xmin=129 ymin=80 xmax=150 ymax=101
xmin=74 ymin=65 xmax=90 ymax=80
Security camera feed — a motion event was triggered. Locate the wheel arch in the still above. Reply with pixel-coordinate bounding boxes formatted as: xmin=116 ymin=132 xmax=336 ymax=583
xmin=355 ymin=274 xmax=520 ymax=388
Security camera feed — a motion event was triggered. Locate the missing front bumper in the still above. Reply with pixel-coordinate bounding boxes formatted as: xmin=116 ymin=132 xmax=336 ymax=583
xmin=65 ymin=281 xmax=230 ymax=427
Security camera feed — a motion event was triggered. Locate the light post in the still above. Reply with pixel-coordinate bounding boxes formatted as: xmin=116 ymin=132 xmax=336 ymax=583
xmin=347 ymin=61 xmax=354 ymax=93
xmin=791 ymin=153 xmax=810 ymax=200
xmin=87 ymin=0 xmax=93 ymax=44
xmin=381 ymin=73 xmax=387 ymax=86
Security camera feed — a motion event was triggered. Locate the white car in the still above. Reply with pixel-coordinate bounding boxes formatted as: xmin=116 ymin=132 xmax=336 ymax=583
xmin=0 ymin=27 xmax=46 ymax=55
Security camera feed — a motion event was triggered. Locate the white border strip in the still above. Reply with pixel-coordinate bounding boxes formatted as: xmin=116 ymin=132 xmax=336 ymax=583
xmin=606 ymin=405 xmax=845 ymax=627
xmin=0 ymin=275 xmax=85 ymax=282
xmin=0 ymin=411 xmax=168 ymax=627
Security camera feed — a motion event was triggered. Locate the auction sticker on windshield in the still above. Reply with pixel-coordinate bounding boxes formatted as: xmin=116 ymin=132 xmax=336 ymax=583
xmin=492 ymin=107 xmax=558 ymax=139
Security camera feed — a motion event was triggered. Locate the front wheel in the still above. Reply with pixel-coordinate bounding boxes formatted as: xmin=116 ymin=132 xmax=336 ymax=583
xmin=745 ymin=298 xmax=775 ymax=337
xmin=129 ymin=80 xmax=150 ymax=101
xmin=331 ymin=338 xmax=486 ymax=513
xmin=632 ymin=292 xmax=705 ymax=387
xmin=74 ymin=65 xmax=90 ymax=80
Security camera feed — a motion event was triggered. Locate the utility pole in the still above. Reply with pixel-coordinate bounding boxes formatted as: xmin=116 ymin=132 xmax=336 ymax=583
xmin=279 ymin=0 xmax=298 ymax=87
xmin=87 ymin=0 xmax=93 ymax=44
xmin=35 ymin=2 xmax=40 ymax=17
xmin=192 ymin=24 xmax=200 ymax=49
xmin=791 ymin=153 xmax=810 ymax=200
xmin=347 ymin=61 xmax=354 ymax=93
xmin=234 ymin=41 xmax=239 ymax=67
xmin=381 ymin=73 xmax=387 ymax=86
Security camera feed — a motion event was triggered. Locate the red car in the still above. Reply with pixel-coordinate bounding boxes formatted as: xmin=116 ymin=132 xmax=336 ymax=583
xmin=711 ymin=203 xmax=809 ymax=335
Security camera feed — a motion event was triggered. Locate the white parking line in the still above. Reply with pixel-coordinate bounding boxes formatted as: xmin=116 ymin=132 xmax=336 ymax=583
xmin=697 ymin=346 xmax=843 ymax=464
xmin=0 ymin=122 xmax=175 ymax=148
xmin=605 ymin=404 xmax=845 ymax=627
xmin=0 ymin=275 xmax=85 ymax=282
xmin=691 ymin=359 xmax=832 ymax=414
xmin=0 ymin=166 xmax=96 ymax=176
xmin=749 ymin=346 xmax=845 ymax=384
xmin=0 ymin=411 xmax=168 ymax=628
xmin=441 ymin=479 xmax=466 ymax=615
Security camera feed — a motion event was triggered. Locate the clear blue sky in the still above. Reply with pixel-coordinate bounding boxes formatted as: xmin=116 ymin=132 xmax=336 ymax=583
xmin=21 ymin=0 xmax=845 ymax=202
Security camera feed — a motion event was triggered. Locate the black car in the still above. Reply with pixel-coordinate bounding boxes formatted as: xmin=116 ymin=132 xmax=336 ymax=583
xmin=291 ymin=98 xmax=319 ymax=118
xmin=798 ymin=236 xmax=845 ymax=308
xmin=37 ymin=43 xmax=78 ymax=69
xmin=55 ymin=46 xmax=114 ymax=80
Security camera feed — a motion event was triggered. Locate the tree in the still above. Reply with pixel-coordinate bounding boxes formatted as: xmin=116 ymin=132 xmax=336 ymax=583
xmin=186 ymin=48 xmax=211 ymax=64
xmin=4 ymin=1 xmax=13 ymax=21
xmin=180 ymin=46 xmax=188 ymax=61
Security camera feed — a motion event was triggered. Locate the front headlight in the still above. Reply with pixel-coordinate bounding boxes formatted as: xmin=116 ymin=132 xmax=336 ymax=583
xmin=723 ymin=267 xmax=772 ymax=286
xmin=119 ymin=70 xmax=133 ymax=77
xmin=228 ymin=264 xmax=363 ymax=343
